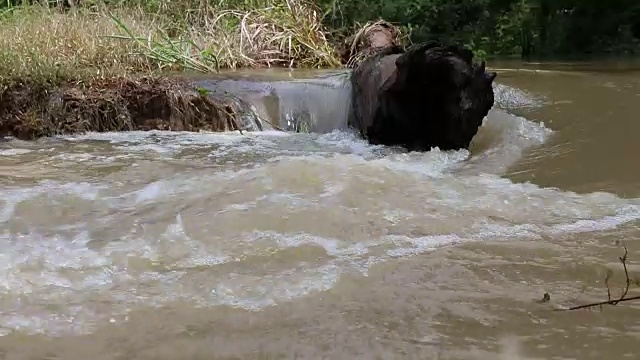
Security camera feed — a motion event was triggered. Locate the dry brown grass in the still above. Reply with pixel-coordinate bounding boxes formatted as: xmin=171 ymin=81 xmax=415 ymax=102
xmin=0 ymin=6 xmax=158 ymax=82
xmin=113 ymin=0 xmax=342 ymax=70
xmin=193 ymin=0 xmax=340 ymax=68
xmin=0 ymin=1 xmax=342 ymax=84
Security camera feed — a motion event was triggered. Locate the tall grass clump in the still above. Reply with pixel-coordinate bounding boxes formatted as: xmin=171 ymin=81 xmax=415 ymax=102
xmin=0 ymin=5 xmax=158 ymax=83
xmin=0 ymin=0 xmax=342 ymax=85
xmin=113 ymin=0 xmax=342 ymax=69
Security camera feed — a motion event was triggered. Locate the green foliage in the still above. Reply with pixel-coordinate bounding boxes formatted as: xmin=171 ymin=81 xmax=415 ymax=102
xmin=315 ymin=0 xmax=640 ymax=58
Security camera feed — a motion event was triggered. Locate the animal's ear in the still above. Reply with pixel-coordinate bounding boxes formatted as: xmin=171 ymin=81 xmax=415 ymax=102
xmin=458 ymin=48 xmax=474 ymax=65
xmin=395 ymin=41 xmax=441 ymax=68
xmin=473 ymin=60 xmax=486 ymax=76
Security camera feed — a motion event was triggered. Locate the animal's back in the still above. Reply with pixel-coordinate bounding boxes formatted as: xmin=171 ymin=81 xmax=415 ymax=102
xmin=349 ymin=51 xmax=401 ymax=138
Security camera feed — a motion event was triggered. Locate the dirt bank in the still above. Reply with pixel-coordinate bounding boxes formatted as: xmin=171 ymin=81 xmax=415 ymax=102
xmin=0 ymin=77 xmax=262 ymax=140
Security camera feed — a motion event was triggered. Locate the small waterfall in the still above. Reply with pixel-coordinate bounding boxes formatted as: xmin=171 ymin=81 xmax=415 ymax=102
xmin=196 ymin=70 xmax=354 ymax=133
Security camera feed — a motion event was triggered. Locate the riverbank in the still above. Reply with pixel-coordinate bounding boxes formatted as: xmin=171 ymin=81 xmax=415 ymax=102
xmin=1 ymin=1 xmax=387 ymax=140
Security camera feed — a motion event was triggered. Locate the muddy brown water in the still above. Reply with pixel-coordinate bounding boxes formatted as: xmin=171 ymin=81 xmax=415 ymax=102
xmin=1 ymin=63 xmax=640 ymax=360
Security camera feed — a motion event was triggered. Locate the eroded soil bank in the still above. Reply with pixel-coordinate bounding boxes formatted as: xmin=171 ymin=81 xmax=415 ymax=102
xmin=0 ymin=76 xmax=266 ymax=140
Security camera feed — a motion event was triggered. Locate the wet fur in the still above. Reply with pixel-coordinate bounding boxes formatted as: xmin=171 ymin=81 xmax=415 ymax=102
xmin=349 ymin=41 xmax=497 ymax=151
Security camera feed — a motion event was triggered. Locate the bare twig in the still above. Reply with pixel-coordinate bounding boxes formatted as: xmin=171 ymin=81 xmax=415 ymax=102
xmin=555 ymin=245 xmax=638 ymax=311
xmin=556 ymin=295 xmax=640 ymax=311
xmin=616 ymin=246 xmax=631 ymax=304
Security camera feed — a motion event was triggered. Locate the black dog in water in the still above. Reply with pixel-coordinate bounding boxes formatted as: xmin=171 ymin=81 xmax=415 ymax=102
xmin=349 ymin=41 xmax=497 ymax=152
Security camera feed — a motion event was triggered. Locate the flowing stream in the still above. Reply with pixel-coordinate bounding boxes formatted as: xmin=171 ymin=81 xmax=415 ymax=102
xmin=1 ymin=63 xmax=639 ymax=359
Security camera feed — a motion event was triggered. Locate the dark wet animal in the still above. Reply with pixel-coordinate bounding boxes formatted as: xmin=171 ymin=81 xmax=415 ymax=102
xmin=348 ymin=41 xmax=497 ymax=152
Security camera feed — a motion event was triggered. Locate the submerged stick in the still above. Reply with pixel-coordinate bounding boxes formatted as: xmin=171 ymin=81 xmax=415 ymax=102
xmin=554 ymin=245 xmax=639 ymax=311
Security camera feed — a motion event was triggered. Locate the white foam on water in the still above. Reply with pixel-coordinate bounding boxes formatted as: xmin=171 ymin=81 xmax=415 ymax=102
xmin=0 ymin=148 xmax=32 ymax=156
xmin=1 ymin=179 xmax=639 ymax=336
xmin=460 ymin=108 xmax=553 ymax=175
xmin=62 ymin=130 xmax=255 ymax=145
xmin=1 ymin=84 xmax=639 ymax=337
xmin=493 ymin=83 xmax=546 ymax=109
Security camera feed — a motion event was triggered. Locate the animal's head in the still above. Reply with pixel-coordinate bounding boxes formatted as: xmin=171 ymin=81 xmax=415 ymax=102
xmin=390 ymin=41 xmax=497 ymax=149
xmin=459 ymin=60 xmax=496 ymax=139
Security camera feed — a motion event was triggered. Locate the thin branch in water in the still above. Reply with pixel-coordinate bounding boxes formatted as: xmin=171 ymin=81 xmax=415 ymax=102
xmin=615 ymin=246 xmax=631 ymax=304
xmin=556 ymin=295 xmax=640 ymax=311
xmin=555 ymin=245 xmax=637 ymax=311
xmin=605 ymin=267 xmax=612 ymax=301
